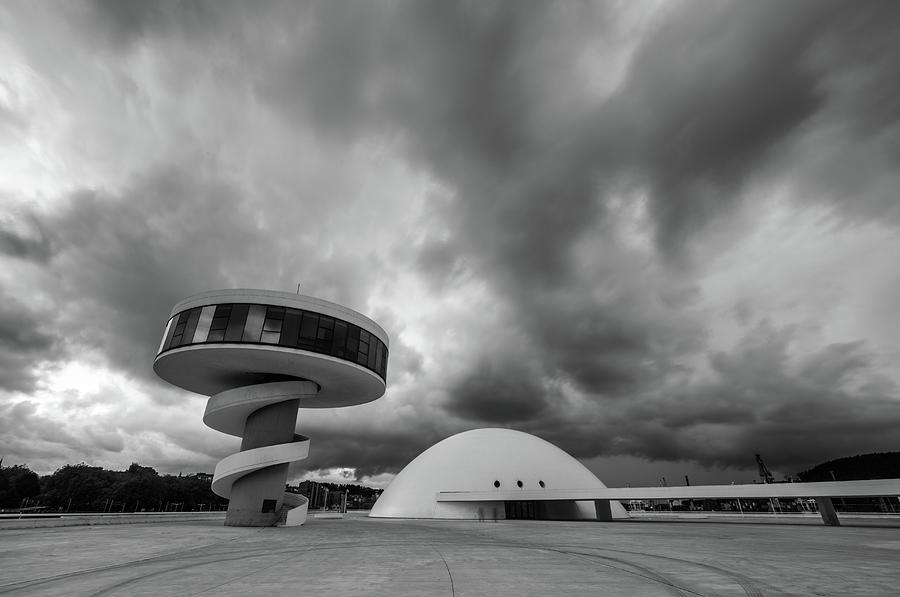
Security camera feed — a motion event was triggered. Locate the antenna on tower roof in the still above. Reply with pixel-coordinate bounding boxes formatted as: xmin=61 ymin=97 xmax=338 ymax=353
xmin=296 ymin=282 xmax=301 ymax=294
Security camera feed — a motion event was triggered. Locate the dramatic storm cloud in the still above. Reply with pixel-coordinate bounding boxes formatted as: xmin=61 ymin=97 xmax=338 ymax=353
xmin=1 ymin=0 xmax=898 ymax=486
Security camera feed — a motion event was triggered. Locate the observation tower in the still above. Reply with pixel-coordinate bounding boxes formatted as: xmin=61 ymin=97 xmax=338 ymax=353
xmin=153 ymin=289 xmax=389 ymax=527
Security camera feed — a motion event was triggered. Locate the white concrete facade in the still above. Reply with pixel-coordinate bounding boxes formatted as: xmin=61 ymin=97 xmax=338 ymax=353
xmin=370 ymin=428 xmax=627 ymax=520
xmin=154 ymin=289 xmax=388 ymax=527
xmin=436 ymin=477 xmax=900 ymax=526
xmin=437 ymin=478 xmax=900 ymax=501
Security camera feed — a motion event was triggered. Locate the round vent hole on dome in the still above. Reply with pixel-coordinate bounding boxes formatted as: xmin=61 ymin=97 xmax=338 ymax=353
xmin=516 ymin=480 xmax=523 ymax=488
xmin=539 ymin=480 xmax=545 ymax=488
xmin=494 ymin=480 xmax=500 ymax=488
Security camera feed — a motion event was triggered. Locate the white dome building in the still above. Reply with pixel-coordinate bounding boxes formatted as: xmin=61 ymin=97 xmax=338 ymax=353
xmin=370 ymin=428 xmax=626 ymax=521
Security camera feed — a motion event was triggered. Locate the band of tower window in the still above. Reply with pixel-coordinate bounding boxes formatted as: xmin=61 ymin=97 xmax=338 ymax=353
xmin=157 ymin=303 xmax=388 ymax=380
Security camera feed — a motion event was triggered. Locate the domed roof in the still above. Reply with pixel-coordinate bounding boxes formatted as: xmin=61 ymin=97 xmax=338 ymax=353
xmin=370 ymin=428 xmax=615 ymax=519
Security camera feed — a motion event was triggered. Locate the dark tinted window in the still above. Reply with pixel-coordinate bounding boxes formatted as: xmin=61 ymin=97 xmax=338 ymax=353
xmin=224 ymin=304 xmax=249 ymax=341
xmin=169 ymin=311 xmax=189 ymax=347
xmin=332 ymin=321 xmax=347 ymax=357
xmin=367 ymin=340 xmax=377 ymax=370
xmin=207 ymin=305 xmax=231 ymax=342
xmin=264 ymin=306 xmax=284 ymax=324
xmin=211 ymin=304 xmax=232 ymax=327
xmin=356 ymin=329 xmax=369 ymax=365
xmin=299 ymin=312 xmax=318 ymax=348
xmin=279 ymin=309 xmax=301 ymax=347
xmin=315 ymin=323 xmax=333 ymax=353
xmin=345 ymin=326 xmax=359 ymax=362
xmin=179 ymin=308 xmax=202 ymax=347
xmin=358 ymin=333 xmax=369 ymax=358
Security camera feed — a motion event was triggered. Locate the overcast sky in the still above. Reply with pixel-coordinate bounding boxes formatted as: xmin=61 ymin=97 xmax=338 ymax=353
xmin=1 ymin=0 xmax=898 ymax=488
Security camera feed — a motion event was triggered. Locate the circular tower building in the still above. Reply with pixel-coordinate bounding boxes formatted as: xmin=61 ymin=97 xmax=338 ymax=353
xmin=153 ymin=289 xmax=388 ymax=527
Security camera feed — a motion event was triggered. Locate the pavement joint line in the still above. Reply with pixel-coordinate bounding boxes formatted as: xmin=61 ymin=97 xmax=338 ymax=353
xmin=545 ymin=547 xmax=703 ymax=597
xmin=431 ymin=546 xmax=455 ymax=597
xmin=580 ymin=546 xmax=781 ymax=597
xmin=0 ymin=547 xmax=278 ymax=596
xmin=83 ymin=551 xmax=283 ymax=597
xmin=0 ymin=529 xmax=251 ymax=593
xmin=187 ymin=548 xmax=307 ymax=597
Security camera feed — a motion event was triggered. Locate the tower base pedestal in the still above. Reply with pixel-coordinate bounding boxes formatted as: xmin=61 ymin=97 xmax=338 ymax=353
xmin=212 ymin=387 xmax=308 ymax=527
xmin=224 ymin=462 xmax=291 ymax=526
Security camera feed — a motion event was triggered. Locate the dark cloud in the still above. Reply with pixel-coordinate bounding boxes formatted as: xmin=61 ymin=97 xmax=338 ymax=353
xmin=2 ymin=0 xmax=899 ymax=480
xmin=607 ymin=323 xmax=900 ymax=472
xmin=0 ymin=294 xmax=58 ymax=392
xmin=0 ymin=402 xmax=61 ymax=444
xmin=518 ymin=281 xmax=706 ymax=397
xmin=0 ymin=399 xmax=121 ymax=470
xmin=786 ymin=4 xmax=900 ymax=224
xmin=287 ymin=426 xmax=445 ymax=480
xmin=86 ymin=0 xmax=225 ymax=46
xmin=89 ymin=0 xmax=167 ymax=42
xmin=258 ymin=0 xmax=612 ymax=280
xmin=446 ymin=358 xmax=548 ymax=423
xmin=34 ymin=170 xmax=254 ymax=381
xmin=614 ymin=1 xmax=832 ymax=253
xmin=0 ymin=213 xmax=55 ymax=262
xmin=412 ymin=237 xmax=467 ymax=293
xmin=523 ymin=326 xmax=897 ymax=478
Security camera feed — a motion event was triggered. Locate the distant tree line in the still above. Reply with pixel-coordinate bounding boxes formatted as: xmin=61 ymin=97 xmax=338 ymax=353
xmin=0 ymin=462 xmax=227 ymax=512
xmin=0 ymin=465 xmax=41 ymax=510
xmin=1 ymin=461 xmax=384 ymax=513
xmin=796 ymin=452 xmax=900 ymax=482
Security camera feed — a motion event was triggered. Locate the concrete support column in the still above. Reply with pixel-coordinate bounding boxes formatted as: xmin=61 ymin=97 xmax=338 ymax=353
xmin=594 ymin=499 xmax=613 ymax=521
xmin=225 ymin=398 xmax=300 ymax=526
xmin=816 ymin=497 xmax=841 ymax=526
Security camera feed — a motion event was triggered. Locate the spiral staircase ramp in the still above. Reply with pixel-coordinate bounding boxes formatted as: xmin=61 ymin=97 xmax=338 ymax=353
xmin=205 ymin=381 xmax=313 ymax=526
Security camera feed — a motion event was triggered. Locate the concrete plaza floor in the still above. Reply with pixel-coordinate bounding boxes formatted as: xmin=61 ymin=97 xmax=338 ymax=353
xmin=1 ymin=514 xmax=899 ymax=596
